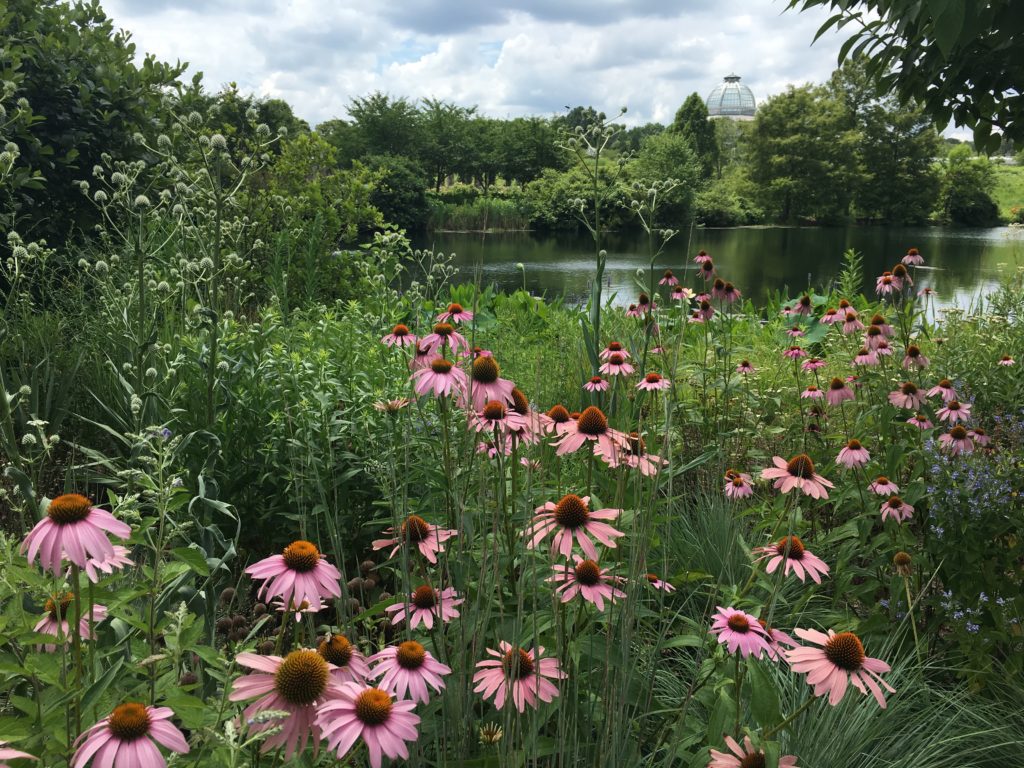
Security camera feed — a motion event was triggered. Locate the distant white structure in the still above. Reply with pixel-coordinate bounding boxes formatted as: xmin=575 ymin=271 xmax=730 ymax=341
xmin=706 ymin=74 xmax=756 ymax=120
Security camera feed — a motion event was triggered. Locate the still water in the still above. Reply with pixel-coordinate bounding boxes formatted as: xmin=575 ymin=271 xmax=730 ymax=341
xmin=418 ymin=226 xmax=1024 ymax=309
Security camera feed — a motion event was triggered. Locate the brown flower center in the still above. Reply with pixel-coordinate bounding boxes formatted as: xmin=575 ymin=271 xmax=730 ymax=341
xmin=839 ymin=299 xmax=851 ymax=309
xmin=354 ymin=688 xmax=393 ymax=725
xmin=726 ymin=613 xmax=750 ymax=633
xmin=893 ymin=551 xmax=912 ymax=568
xmin=776 ymin=536 xmax=805 ymax=559
xmin=447 ymin=303 xmax=464 ymax=314
xmin=739 ymin=360 xmax=751 ymax=368
xmin=608 ymin=341 xmax=623 ymax=352
xmin=663 ymin=270 xmax=674 ymax=278
xmin=938 ymin=378 xmax=953 ymax=388
xmin=906 ymin=345 xmax=921 ymax=358
xmin=829 ymin=377 xmax=846 ymax=391
xmin=893 ymin=264 xmax=908 ymax=278
xmin=886 ymin=496 xmax=904 ymax=509
xmin=482 ymin=401 xmax=507 ymax=421
xmin=391 ymin=324 xmax=410 ymax=336
xmin=806 ymin=385 xmax=819 ymax=393
xmin=430 ymin=358 xmax=454 ymax=374
xmin=282 ymin=541 xmax=320 ymax=572
xmin=701 ymin=300 xmax=712 ymax=311
xmin=949 ymin=426 xmax=968 ymax=440
xmin=638 ymin=292 xmax=650 ymax=305
xmin=396 ymin=640 xmax=426 ymax=670
xmin=502 ymin=648 xmax=534 ymax=679
xmin=900 ymin=382 xmax=918 ymax=395
xmin=274 ymin=649 xmax=329 ymax=705
xmin=553 ymin=494 xmax=590 ymax=529
xmin=701 ymin=261 xmax=714 ymax=273
xmin=645 ymin=573 xmax=660 ymax=584
xmin=433 ymin=323 xmax=454 ymax=337
xmin=845 ymin=311 xmax=857 ymax=322
xmin=867 ymin=325 xmax=882 ymax=338
xmin=472 ymin=356 xmax=500 ymax=384
xmin=946 ymin=400 xmax=962 ymax=411
xmin=644 ymin=372 xmax=662 ymax=384
xmin=799 ymin=295 xmax=811 ymax=307
xmin=608 ymin=353 xmax=626 ymax=365
xmin=713 ymin=278 xmax=725 ymax=290
xmin=786 ymin=454 xmax=815 ymax=478
xmin=577 ymin=406 xmax=608 ymax=436
xmin=318 ymin=634 xmax=354 ymax=667
xmin=739 ymin=752 xmax=766 ymax=768
xmin=589 ymin=376 xmax=604 ymax=385
xmin=108 ymin=702 xmax=151 ymax=741
xmin=823 ymin=631 xmax=865 ymax=671
xmin=47 ymin=494 xmax=93 ymax=525
xmin=402 ymin=515 xmax=430 ymax=542
xmin=45 ymin=592 xmax=74 ymax=617
xmin=573 ymin=559 xmax=602 ymax=586
xmin=875 ymin=476 xmax=890 ymax=485
xmin=546 ymin=405 xmax=570 ymax=423
xmin=870 ymin=313 xmax=886 ymax=325
xmin=412 ymin=585 xmax=436 ymax=609
xmin=510 ymin=388 xmax=530 ymax=415
xmin=846 ymin=439 xmax=862 ymax=451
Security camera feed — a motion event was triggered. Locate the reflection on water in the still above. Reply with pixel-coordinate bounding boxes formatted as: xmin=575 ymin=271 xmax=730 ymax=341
xmin=418 ymin=226 xmax=1024 ymax=310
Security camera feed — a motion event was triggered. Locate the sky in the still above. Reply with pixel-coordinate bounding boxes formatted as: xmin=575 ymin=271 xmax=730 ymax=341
xmin=101 ymin=0 xmax=851 ymax=128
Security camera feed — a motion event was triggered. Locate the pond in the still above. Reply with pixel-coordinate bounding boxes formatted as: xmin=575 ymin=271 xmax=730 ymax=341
xmin=417 ymin=226 xmax=1024 ymax=310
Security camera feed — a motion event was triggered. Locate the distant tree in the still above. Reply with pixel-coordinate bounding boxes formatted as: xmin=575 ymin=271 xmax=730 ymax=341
xmin=553 ymin=106 xmax=607 ymax=134
xmin=347 ymin=92 xmax=423 ymax=158
xmin=316 ymin=118 xmax=366 ymax=167
xmin=361 ymin=154 xmax=429 ymax=232
xmin=614 ymin=122 xmax=664 ymax=153
xmin=671 ymin=93 xmax=719 ymax=178
xmin=938 ymin=145 xmax=999 ymax=225
xmin=459 ymin=117 xmax=504 ymax=193
xmin=177 ymin=81 xmax=308 ymax=147
xmin=500 ymin=117 xmax=564 ymax=185
xmin=631 ymin=131 xmax=702 ymax=227
xmin=419 ymin=98 xmax=476 ymax=192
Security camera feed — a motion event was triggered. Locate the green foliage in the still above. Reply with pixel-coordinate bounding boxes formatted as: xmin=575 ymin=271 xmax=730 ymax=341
xmin=632 ymin=131 xmax=702 ymax=228
xmin=361 ymin=153 xmax=430 ymax=231
xmin=939 ymin=145 xmax=1000 ymax=226
xmin=671 ymin=93 xmax=719 ymax=179
xmin=992 ymin=165 xmax=1024 ymax=220
xmin=695 ymin=170 xmax=764 ymax=226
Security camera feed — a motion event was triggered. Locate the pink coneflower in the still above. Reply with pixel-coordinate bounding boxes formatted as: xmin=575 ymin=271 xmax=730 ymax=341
xmin=318 ymin=634 xmax=371 ymax=684
xmin=694 ymin=249 xmax=712 ymax=264
xmin=758 ymin=619 xmax=799 ymax=661
xmin=369 ymin=641 xmax=451 ymax=704
xmin=880 ymin=496 xmax=914 ymax=523
xmin=599 ymin=352 xmax=635 ymax=377
xmin=637 ymin=372 xmax=671 ymax=391
xmin=841 ymin=310 xmax=865 ymax=334
xmin=408 ymin=342 xmax=438 ymax=372
xmin=420 ymin=322 xmax=469 ymax=355
xmin=783 ymin=346 xmax=807 ymax=360
xmin=471 ymin=400 xmax=526 ymax=434
xmin=466 ymin=355 xmax=515 ymax=412
xmin=382 ymin=323 xmax=417 ymax=348
xmin=836 ymin=439 xmax=870 ymax=469
xmin=229 ymin=650 xmax=342 ymax=758
xmin=801 ymin=385 xmax=824 ymax=400
xmin=936 ymin=400 xmax=971 ymax=424
xmin=888 ymin=382 xmax=923 ymax=410
xmin=821 ymin=307 xmax=839 ymax=324
xmin=853 ymin=347 xmax=878 ymax=366
xmin=436 ymin=302 xmax=473 ymax=324
xmin=659 ymin=269 xmax=678 ymax=286
xmin=540 ymin=404 xmax=573 ymax=435
xmin=710 ymin=607 xmax=771 ymax=658
xmin=709 ymin=735 xmax=798 ymax=768
xmin=699 ymin=260 xmax=716 ymax=280
xmin=722 ymin=282 xmax=742 ymax=303
xmin=893 ymin=264 xmax=912 ymax=287
xmin=869 ymin=476 xmax=900 ymax=496
xmin=584 ymin=375 xmax=609 ymax=392
xmin=761 ymin=454 xmax=834 ymax=499
xmin=825 ymin=377 xmax=855 ymax=406
xmin=689 ymin=310 xmax=706 ymax=324
xmin=724 ymin=474 xmax=753 ymax=500
xmin=938 ymin=425 xmax=974 ymax=455
xmin=697 ymin=299 xmax=715 ymax=321
xmin=385 ymin=585 xmax=463 ymax=630
xmin=644 ymin=573 xmax=676 ymax=593
xmin=622 ymin=432 xmax=667 ymax=476
xmin=625 ymin=303 xmax=641 ymax=318
xmin=636 ymin=293 xmax=655 ymax=313
xmin=902 ymin=345 xmax=929 ymax=370
xmin=756 ymin=536 xmax=830 ymax=584
xmin=907 ymin=413 xmax=933 ymax=430
xmin=22 ymin=493 xmax=131 ymax=576
xmin=476 ymin=439 xmax=510 ymax=458
xmin=0 ymin=741 xmax=34 ymax=766
xmin=549 ymin=556 xmax=625 ymax=611
xmin=525 ymin=494 xmax=624 ymax=560
xmin=876 ymin=339 xmax=894 ymax=357
xmin=72 ymin=703 xmax=189 ymax=768
xmin=902 ymin=247 xmax=924 ymax=266
xmin=875 ymin=272 xmax=898 ymax=295
xmin=552 ymin=406 xmax=629 ymax=465
xmin=246 ymin=540 xmax=342 ymax=612
xmin=802 ymin=357 xmax=826 ymax=371
xmin=316 ymin=683 xmax=420 ymax=767
xmin=968 ymin=427 xmax=991 ymax=447
xmin=998 ymin=354 xmax=1016 ymax=366
xmin=373 ymin=515 xmax=458 ymax=565
xmin=507 ymin=387 xmax=541 ymax=445
xmin=786 ymin=328 xmax=806 ymax=338
xmin=473 ymin=642 xmax=565 ymax=712
xmin=793 ymin=294 xmax=814 ymax=316
xmin=786 ymin=628 xmax=894 ymax=708
xmin=918 ymin=286 xmax=936 ymax=298
xmin=373 ymin=398 xmax=412 ymax=414
xmin=736 ymin=360 xmax=755 ymax=374
xmin=926 ymin=378 xmax=958 ymax=402
xmin=82 ymin=545 xmax=134 ymax=583
xmin=599 ymin=341 xmax=630 ymax=361
xmin=411 ymin=358 xmax=468 ymax=399
xmin=34 ymin=594 xmax=107 ymax=652
xmin=672 ymin=285 xmax=696 ymax=301
xmin=868 ymin=313 xmax=894 ymax=337
xmin=711 ymin=278 xmax=727 ymax=300
xmin=864 ymin=325 xmax=886 ymax=350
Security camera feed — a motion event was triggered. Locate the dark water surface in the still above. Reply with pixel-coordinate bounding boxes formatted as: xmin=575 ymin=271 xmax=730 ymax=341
xmin=417 ymin=226 xmax=1024 ymax=309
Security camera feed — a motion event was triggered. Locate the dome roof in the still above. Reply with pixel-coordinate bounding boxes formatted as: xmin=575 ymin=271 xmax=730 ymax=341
xmin=706 ymin=74 xmax=756 ymax=120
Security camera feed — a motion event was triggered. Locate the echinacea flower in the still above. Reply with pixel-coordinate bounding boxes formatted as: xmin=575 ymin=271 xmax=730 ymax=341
xmin=761 ymin=455 xmax=834 ymax=499
xmin=637 ymin=372 xmax=671 ymax=391
xmin=711 ymin=278 xmax=727 ymax=300
xmin=998 ymin=354 xmax=1015 ymax=366
xmin=864 ymin=325 xmax=886 ymax=350
xmin=622 ymin=432 xmax=667 ymax=476
xmin=793 ymin=294 xmax=813 ymax=316
xmin=821 ymin=308 xmax=839 ymax=324
xmin=724 ymin=473 xmax=753 ymax=499
xmin=625 ymin=303 xmax=641 ymax=318
xmin=420 ymin=323 xmax=469 ymax=355
xmin=373 ymin=398 xmax=412 ymax=414
xmin=316 ymin=683 xmax=420 ymax=767
xmin=549 ymin=556 xmax=625 ymax=611
xmin=525 ymin=494 xmax=624 ymax=560
xmin=926 ymin=378 xmax=958 ymax=402
xmin=936 ymin=400 xmax=971 ymax=424
xmin=708 ymin=735 xmax=798 ymax=768
xmin=875 ymin=339 xmax=894 ymax=357
xmin=907 ymin=413 xmax=933 ymax=430
xmin=369 ymin=641 xmax=451 ymax=703
xmin=892 ymin=264 xmax=912 ymax=287
xmin=644 ymin=573 xmax=676 ymax=592
xmin=968 ymin=428 xmax=991 ymax=447
xmin=540 ymin=404 xmax=573 ymax=435
xmin=694 ymin=249 xmax=712 ymax=264
xmin=672 ymin=285 xmax=695 ymax=301
xmin=902 ymin=345 xmax=929 ymax=370
xmin=552 ymin=406 xmax=629 ymax=465
xmin=758 ymin=619 xmax=799 ymax=661
xmin=437 ymin=302 xmax=473 ymax=324
xmin=902 ymin=247 xmax=924 ymax=266
xmin=696 ymin=299 xmax=715 ymax=321
xmin=34 ymin=593 xmax=107 ymax=652
xmin=318 ymin=634 xmax=371 ymax=684
xmin=584 ymin=375 xmax=609 ymax=392
xmin=372 ymin=515 xmax=458 ymax=565
xmin=721 ymin=282 xmax=741 ymax=303
xmin=836 ymin=439 xmax=870 ymax=469
xmin=411 ymin=358 xmax=468 ymax=399
xmin=82 ymin=545 xmax=134 ymax=583
xmin=599 ymin=353 xmax=635 ymax=377
xmin=869 ymin=476 xmax=899 ymax=496
xmin=893 ymin=551 xmax=913 ymax=576
xmin=841 ymin=310 xmax=865 ymax=334
xmin=473 ymin=642 xmax=565 ymax=712
xmin=230 ymin=650 xmax=342 ymax=758
xmin=71 ymin=703 xmax=189 ymax=768
xmin=786 ymin=328 xmax=806 ymax=338
xmin=783 ymin=346 xmax=807 ymax=360
xmin=801 ymin=385 xmax=824 ymax=400
xmin=22 ymin=494 xmax=131 ymax=576
xmin=869 ymin=313 xmax=894 ymax=337
xmin=384 ymin=585 xmax=463 ymax=630
xmin=471 ymin=400 xmax=526 ymax=434
xmin=709 ymin=606 xmax=771 ymax=658
xmin=599 ymin=341 xmax=629 ymax=361
xmin=938 ymin=425 xmax=974 ymax=455
xmin=853 ymin=347 xmax=879 ymax=366
xmin=825 ymin=377 xmax=855 ymax=406
xmin=246 ymin=540 xmax=342 ymax=613
xmin=699 ymin=260 xmax=716 ymax=280
xmin=880 ymin=496 xmax=914 ymax=523
xmin=755 ymin=536 xmax=830 ymax=584
xmin=802 ymin=357 xmax=826 ymax=371
xmin=382 ymin=324 xmax=417 ymax=348
xmin=0 ymin=741 xmax=34 ymax=767
xmin=466 ymin=355 xmax=515 ymax=412
xmin=735 ymin=360 xmax=755 ymax=374
xmin=659 ymin=269 xmax=678 ymax=286
xmin=785 ymin=628 xmax=894 ymax=707
xmin=888 ymin=382 xmax=923 ymax=410
xmin=875 ymin=272 xmax=898 ymax=295
xmin=408 ymin=343 xmax=438 ymax=372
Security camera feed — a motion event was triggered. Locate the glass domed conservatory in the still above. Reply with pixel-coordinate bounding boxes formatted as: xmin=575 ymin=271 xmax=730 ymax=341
xmin=706 ymin=74 xmax=756 ymax=120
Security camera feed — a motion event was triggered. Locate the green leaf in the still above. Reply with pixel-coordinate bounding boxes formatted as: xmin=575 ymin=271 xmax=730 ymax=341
xmin=706 ymin=688 xmax=734 ymax=745
xmin=171 ymin=547 xmax=210 ymax=576
xmin=80 ymin=658 xmax=125 ymax=713
xmin=662 ymin=633 xmax=703 ymax=649
xmin=747 ymin=659 xmax=782 ymax=728
xmin=933 ymin=1 xmax=965 ymax=58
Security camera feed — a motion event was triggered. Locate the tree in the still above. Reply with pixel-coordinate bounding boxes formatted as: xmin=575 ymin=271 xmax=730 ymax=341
xmin=631 ymin=131 xmax=702 ymax=227
xmin=938 ymin=145 xmax=999 ymax=225
xmin=500 ymin=117 xmax=564 ymax=185
xmin=788 ymin=0 xmax=1024 ymax=149
xmin=670 ymin=93 xmax=719 ymax=178
xmin=347 ymin=92 xmax=423 ymax=158
xmin=553 ymin=106 xmax=607 ymax=134
xmin=419 ymin=98 xmax=475 ymax=192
